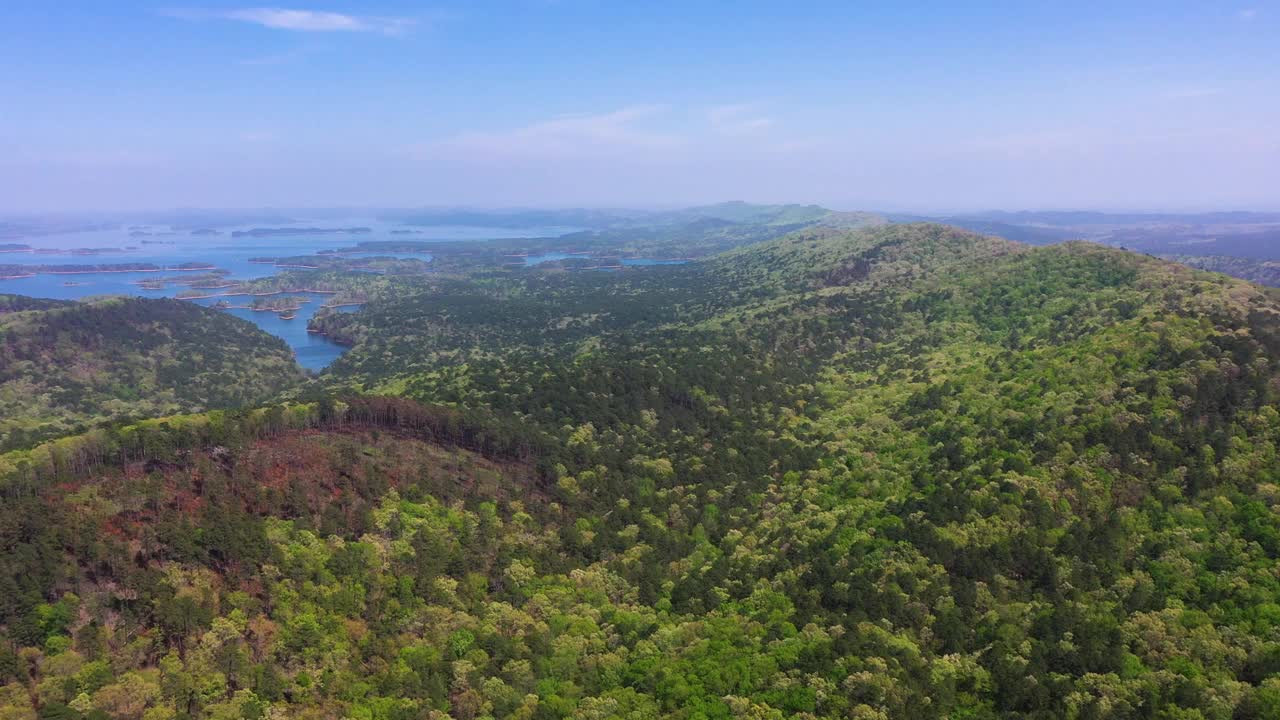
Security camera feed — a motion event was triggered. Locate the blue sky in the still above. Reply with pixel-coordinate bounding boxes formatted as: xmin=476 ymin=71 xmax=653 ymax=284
xmin=1 ymin=1 xmax=1277 ymax=212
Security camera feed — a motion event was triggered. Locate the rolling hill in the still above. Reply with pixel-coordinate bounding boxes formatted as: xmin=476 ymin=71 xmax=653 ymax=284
xmin=3 ymin=224 xmax=1280 ymax=719
xmin=0 ymin=295 xmax=304 ymax=451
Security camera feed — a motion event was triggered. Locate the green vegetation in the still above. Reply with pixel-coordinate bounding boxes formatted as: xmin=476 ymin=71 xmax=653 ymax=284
xmin=0 ymin=263 xmax=162 ymax=276
xmin=4 ymin=221 xmax=1280 ymax=718
xmin=168 ymin=261 xmax=430 ymax=302
xmin=175 ymin=267 xmax=421 ymax=302
xmin=246 ymin=296 xmax=309 ymax=312
xmin=0 ymin=295 xmax=70 ymax=313
xmin=135 ymin=272 xmax=234 ymax=292
xmin=249 ymin=255 xmax=432 ymax=275
xmin=0 ymin=296 xmax=304 ymax=451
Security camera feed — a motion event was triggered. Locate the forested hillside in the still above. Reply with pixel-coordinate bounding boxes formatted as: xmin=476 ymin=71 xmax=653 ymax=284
xmin=3 ymin=224 xmax=1280 ymax=719
xmin=0 ymin=296 xmax=304 ymax=451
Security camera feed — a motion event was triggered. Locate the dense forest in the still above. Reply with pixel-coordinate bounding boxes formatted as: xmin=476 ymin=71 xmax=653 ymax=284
xmin=0 ymin=296 xmax=304 ymax=452
xmin=4 ymin=222 xmax=1280 ymax=719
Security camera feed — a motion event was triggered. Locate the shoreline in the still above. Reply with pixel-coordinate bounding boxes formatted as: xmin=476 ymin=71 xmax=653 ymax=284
xmin=134 ymin=280 xmax=238 ymax=289
xmin=178 ymin=288 xmax=340 ymax=300
xmin=46 ymin=268 xmax=161 ymax=275
xmin=4 ymin=264 xmax=224 ymax=280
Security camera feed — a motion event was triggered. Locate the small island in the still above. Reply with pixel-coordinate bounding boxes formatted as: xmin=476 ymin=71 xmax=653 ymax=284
xmin=230 ymin=227 xmax=372 ymax=238
xmin=251 ymin=296 xmax=310 ymax=313
xmin=133 ymin=269 xmax=235 ymax=291
xmin=69 ymin=248 xmax=130 ymax=255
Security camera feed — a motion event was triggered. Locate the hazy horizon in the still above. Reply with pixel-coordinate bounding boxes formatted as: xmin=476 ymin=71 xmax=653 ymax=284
xmin=3 ymin=2 xmax=1278 ymax=212
xmin=8 ymin=202 xmax=1280 ymax=220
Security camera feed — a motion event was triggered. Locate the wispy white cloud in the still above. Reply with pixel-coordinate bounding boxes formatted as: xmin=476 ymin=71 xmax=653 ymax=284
xmin=415 ymin=103 xmax=821 ymax=164
xmin=226 ymin=8 xmax=409 ymax=33
xmin=706 ymin=103 xmax=775 ymax=136
xmin=164 ymin=7 xmax=415 ymax=35
xmin=706 ymin=103 xmax=754 ymax=124
xmin=423 ymin=105 xmax=682 ymax=159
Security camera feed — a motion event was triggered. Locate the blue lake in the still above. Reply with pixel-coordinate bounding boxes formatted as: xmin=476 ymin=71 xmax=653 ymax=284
xmin=522 ymin=252 xmax=584 ymax=265
xmin=1 ymin=221 xmax=565 ymax=371
xmin=187 ymin=296 xmax=363 ymax=371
